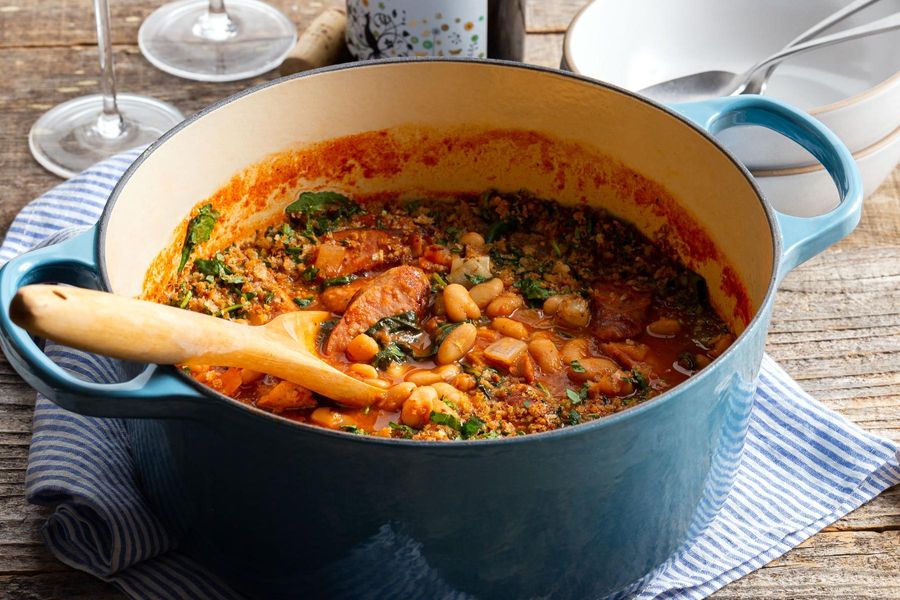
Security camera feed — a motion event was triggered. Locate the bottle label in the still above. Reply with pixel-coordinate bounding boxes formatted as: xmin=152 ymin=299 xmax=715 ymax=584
xmin=346 ymin=0 xmax=488 ymax=60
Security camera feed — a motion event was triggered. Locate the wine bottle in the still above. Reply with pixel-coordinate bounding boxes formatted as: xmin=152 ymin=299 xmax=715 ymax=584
xmin=346 ymin=0 xmax=525 ymax=61
xmin=488 ymin=0 xmax=525 ymax=61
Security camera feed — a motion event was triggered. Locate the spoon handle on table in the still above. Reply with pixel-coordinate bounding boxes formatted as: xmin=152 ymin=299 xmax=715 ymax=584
xmin=10 ymin=284 xmax=277 ymax=366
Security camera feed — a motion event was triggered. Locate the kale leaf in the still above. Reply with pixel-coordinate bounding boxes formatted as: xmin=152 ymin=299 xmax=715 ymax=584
xmin=373 ymin=342 xmax=408 ymax=369
xmin=322 ymin=274 xmax=358 ymax=288
xmin=178 ymin=204 xmax=219 ymax=272
xmin=365 ymin=311 xmax=420 ymax=336
xmin=285 ymin=191 xmax=352 ymax=214
xmin=430 ymin=411 xmax=461 ymax=431
xmin=460 ymin=416 xmax=486 ymax=439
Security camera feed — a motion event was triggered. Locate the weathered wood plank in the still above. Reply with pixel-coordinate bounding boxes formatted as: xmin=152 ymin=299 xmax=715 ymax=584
xmin=526 ymin=0 xmax=586 ymax=32
xmin=0 ymin=572 xmax=121 ymax=599
xmin=0 ymin=0 xmax=344 ymax=49
xmin=0 ymin=0 xmax=581 ymax=49
xmin=0 ymin=32 xmax=565 ymax=238
xmin=712 ymin=531 xmax=900 ymax=599
xmin=1 ymin=1 xmax=900 ymax=597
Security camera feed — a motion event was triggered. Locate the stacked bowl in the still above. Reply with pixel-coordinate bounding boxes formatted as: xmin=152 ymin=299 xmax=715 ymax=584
xmin=564 ymin=0 xmax=900 ymax=217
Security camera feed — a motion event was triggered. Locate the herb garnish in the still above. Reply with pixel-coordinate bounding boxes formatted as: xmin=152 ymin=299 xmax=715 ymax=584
xmin=570 ymin=360 xmax=586 ymax=373
xmin=389 ymin=421 xmax=416 ymax=439
xmin=465 ymin=273 xmax=490 ymax=286
xmin=177 ymin=289 xmax=192 ymax=309
xmin=485 ymin=219 xmax=511 ymax=242
xmin=194 ymin=256 xmax=228 ymax=277
xmin=194 ymin=254 xmax=244 ymax=285
xmin=515 ymin=277 xmax=552 ymax=302
xmin=565 ymin=384 xmax=590 ymax=405
xmin=322 ymin=274 xmax=358 ymax=288
xmin=317 ymin=319 xmax=338 ymax=352
xmin=430 ymin=411 xmax=461 ymax=431
xmin=629 ymin=369 xmax=650 ymax=393
xmin=220 ymin=302 xmax=246 ymax=316
xmin=302 ymin=265 xmax=320 ymax=281
xmin=178 ymin=203 xmax=219 ymax=272
xmin=551 ymin=240 xmax=562 ymax=257
xmin=461 ymin=416 xmax=485 ymax=439
xmin=341 ymin=425 xmax=365 ymax=435
xmin=293 ymin=297 xmax=314 ymax=308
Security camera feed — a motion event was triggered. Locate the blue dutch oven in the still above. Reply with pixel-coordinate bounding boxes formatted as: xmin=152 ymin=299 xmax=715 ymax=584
xmin=0 ymin=60 xmax=861 ymax=599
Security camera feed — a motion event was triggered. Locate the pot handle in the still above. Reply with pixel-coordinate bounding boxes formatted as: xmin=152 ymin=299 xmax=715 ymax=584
xmin=0 ymin=228 xmax=211 ymax=419
xmin=671 ymin=96 xmax=863 ymax=280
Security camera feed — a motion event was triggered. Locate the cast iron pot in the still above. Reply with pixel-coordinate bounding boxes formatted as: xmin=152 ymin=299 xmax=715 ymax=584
xmin=0 ymin=60 xmax=861 ymax=599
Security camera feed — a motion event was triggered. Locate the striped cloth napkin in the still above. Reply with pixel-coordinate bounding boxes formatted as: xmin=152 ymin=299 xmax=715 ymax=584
xmin=3 ymin=151 xmax=899 ymax=600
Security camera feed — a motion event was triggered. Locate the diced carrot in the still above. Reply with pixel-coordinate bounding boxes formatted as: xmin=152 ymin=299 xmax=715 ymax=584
xmin=219 ymin=368 xmax=243 ymax=396
xmin=240 ymin=369 xmax=265 ymax=385
xmin=424 ymin=245 xmax=453 ymax=267
xmin=257 ymin=381 xmax=316 ymax=412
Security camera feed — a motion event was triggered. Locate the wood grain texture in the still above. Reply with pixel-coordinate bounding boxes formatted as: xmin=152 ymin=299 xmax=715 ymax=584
xmin=1 ymin=1 xmax=899 ymax=598
xmin=0 ymin=0 xmax=574 ymax=49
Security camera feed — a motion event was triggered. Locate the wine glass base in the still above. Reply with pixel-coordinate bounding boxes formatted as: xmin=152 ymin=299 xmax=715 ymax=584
xmin=138 ymin=0 xmax=298 ymax=82
xmin=29 ymin=94 xmax=185 ymax=179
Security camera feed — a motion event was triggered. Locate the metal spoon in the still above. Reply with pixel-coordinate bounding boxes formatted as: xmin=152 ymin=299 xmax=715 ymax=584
xmin=10 ymin=284 xmax=385 ymax=407
xmin=757 ymin=0 xmax=882 ymax=95
xmin=639 ymin=11 xmax=900 ymax=104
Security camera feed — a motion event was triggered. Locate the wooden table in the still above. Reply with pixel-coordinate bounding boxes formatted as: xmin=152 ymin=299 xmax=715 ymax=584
xmin=1 ymin=1 xmax=898 ymax=597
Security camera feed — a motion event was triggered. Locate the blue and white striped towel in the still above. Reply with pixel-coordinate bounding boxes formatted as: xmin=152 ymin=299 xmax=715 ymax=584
xmin=3 ymin=151 xmax=899 ymax=600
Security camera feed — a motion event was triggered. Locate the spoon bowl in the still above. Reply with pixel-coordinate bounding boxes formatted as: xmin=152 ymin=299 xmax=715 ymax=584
xmin=9 ymin=284 xmax=385 ymax=407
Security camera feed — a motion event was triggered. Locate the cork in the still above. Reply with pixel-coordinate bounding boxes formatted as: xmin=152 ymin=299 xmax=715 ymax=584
xmin=279 ymin=7 xmax=348 ymax=76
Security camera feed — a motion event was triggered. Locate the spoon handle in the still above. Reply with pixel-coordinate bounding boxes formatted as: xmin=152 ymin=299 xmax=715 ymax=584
xmin=787 ymin=0 xmax=881 ymax=47
xmin=10 ymin=284 xmax=267 ymax=366
xmin=754 ymin=0 xmax=881 ymax=94
xmin=740 ymin=10 xmax=900 ymax=94
xmin=11 ymin=285 xmax=384 ymax=407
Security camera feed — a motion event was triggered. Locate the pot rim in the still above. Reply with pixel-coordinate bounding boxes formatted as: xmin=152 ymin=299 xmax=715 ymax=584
xmin=98 ymin=58 xmax=781 ymax=446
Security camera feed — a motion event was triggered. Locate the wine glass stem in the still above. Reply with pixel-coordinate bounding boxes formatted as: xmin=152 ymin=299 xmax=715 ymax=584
xmin=194 ymin=0 xmax=238 ymax=41
xmin=93 ymin=0 xmax=126 ymax=139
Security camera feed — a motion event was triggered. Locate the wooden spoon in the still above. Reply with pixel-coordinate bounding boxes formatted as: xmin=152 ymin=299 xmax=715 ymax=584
xmin=9 ymin=284 xmax=384 ymax=407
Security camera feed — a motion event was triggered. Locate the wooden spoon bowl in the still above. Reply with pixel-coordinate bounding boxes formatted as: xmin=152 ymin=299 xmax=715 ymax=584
xmin=10 ymin=285 xmax=384 ymax=407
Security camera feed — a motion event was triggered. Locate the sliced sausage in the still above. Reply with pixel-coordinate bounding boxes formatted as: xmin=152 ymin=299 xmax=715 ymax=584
xmin=590 ymin=283 xmax=652 ymax=341
xmin=325 ymin=265 xmax=430 ymax=355
xmin=319 ymin=277 xmax=370 ymax=314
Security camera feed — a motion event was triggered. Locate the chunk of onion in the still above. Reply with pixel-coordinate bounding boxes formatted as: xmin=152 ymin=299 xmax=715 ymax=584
xmin=447 ymin=256 xmax=492 ymax=287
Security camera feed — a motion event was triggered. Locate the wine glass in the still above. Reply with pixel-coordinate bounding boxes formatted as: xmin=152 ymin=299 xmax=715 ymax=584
xmin=138 ymin=0 xmax=298 ymax=82
xmin=29 ymin=0 xmax=184 ymax=180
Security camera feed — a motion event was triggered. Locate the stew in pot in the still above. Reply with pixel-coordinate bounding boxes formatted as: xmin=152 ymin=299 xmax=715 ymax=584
xmin=151 ymin=191 xmax=734 ymax=440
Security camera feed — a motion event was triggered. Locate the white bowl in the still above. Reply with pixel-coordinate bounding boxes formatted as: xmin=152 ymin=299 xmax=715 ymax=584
xmin=564 ymin=0 xmax=900 ymax=170
xmin=754 ymin=125 xmax=900 ymax=218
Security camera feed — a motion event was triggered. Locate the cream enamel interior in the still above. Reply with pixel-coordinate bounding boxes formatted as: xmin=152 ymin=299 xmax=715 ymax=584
xmin=103 ymin=61 xmax=774 ymax=332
